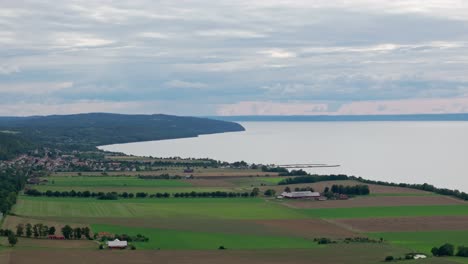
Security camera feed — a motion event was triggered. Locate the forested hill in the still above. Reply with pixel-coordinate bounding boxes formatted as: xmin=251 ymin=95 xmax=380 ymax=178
xmin=0 ymin=113 xmax=245 ymax=151
xmin=0 ymin=133 xmax=33 ymax=160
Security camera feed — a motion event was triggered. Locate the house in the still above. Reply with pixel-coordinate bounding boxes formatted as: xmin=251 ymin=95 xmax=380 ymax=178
xmin=280 ymin=191 xmax=321 ymax=199
xmin=107 ymin=239 xmax=128 ymax=249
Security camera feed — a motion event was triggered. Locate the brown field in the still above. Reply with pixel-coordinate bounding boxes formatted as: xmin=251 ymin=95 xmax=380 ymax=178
xmin=284 ymin=195 xmax=464 ymax=209
xmin=252 ymin=219 xmax=357 ymax=238
xmin=264 ymin=180 xmax=432 ymax=195
xmin=333 ymin=216 xmax=468 ymax=232
xmin=11 ymin=237 xmax=96 ymax=249
xmin=5 ymin=244 xmax=442 ymax=264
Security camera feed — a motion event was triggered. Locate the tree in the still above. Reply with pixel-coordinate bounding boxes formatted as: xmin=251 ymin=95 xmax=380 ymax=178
xmin=384 ymin=256 xmax=394 ymax=262
xmin=250 ymin=187 xmax=260 ymax=197
xmin=433 ymin=243 xmax=455 ymax=256
xmin=457 ymin=246 xmax=468 ymax=257
xmin=48 ymin=226 xmax=56 ymax=235
xmin=16 ymin=224 xmax=24 ymax=237
xmin=438 ymin=243 xmax=455 ymax=256
xmin=284 ymin=186 xmax=291 ymax=193
xmin=33 ymin=224 xmax=39 ymax=238
xmin=25 ymin=223 xmax=32 ymax=238
xmin=73 ymin=227 xmax=82 ymax=239
xmin=61 ymin=225 xmax=73 ymax=239
xmin=82 ymin=227 xmax=91 ymax=239
xmin=264 ymin=189 xmax=276 ymax=197
xmin=8 ymin=233 xmax=18 ymax=247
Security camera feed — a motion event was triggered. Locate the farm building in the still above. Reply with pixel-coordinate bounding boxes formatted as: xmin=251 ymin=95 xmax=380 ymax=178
xmin=107 ymin=239 xmax=128 ymax=249
xmin=280 ymin=191 xmax=321 ymax=199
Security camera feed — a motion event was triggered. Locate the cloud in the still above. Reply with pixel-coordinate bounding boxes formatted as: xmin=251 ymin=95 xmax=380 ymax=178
xmin=217 ymin=97 xmax=468 ymax=115
xmin=195 ymin=30 xmax=266 ymax=38
xmin=0 ymin=82 xmax=73 ymax=94
xmin=137 ymin=32 xmax=170 ymax=39
xmin=53 ymin=32 xmax=114 ymax=48
xmin=165 ymin=80 xmax=208 ymax=89
xmin=259 ymin=49 xmax=297 ymax=58
xmin=0 ymin=0 xmax=468 ymax=116
xmin=217 ymin=101 xmax=329 ymax=115
xmin=0 ymin=64 xmax=20 ymax=75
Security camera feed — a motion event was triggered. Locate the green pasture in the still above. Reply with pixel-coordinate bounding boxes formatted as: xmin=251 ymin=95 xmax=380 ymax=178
xmin=29 ymin=185 xmax=234 ymax=194
xmin=40 ymin=176 xmax=190 ymax=187
xmin=302 ymin=205 xmax=468 ymax=219
xmin=14 ymin=196 xmax=306 ymax=219
xmin=368 ymin=231 xmax=468 ymax=255
xmin=92 ymin=224 xmax=318 ymax=250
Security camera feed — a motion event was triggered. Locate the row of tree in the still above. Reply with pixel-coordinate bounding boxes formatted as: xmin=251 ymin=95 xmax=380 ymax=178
xmin=327 ymin=184 xmax=370 ymax=195
xmin=14 ymin=223 xmax=56 ymax=238
xmin=432 ymin=243 xmax=468 ymax=257
xmin=355 ymin=177 xmax=468 ymax=201
xmin=7 ymin=223 xmax=91 ymax=240
xmin=278 ymin=174 xmax=349 ymax=185
xmin=26 ymin=188 xmax=261 ymax=199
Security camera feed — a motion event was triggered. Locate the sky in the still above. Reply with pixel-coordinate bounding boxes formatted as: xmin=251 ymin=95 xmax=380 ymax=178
xmin=1 ymin=0 xmax=468 ymax=116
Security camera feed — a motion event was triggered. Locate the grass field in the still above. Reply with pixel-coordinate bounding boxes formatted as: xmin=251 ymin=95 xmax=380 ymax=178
xmin=92 ymin=224 xmax=319 ymax=250
xmin=39 ymin=176 xmax=191 ymax=187
xmin=368 ymin=230 xmax=468 ymax=255
xmin=9 ymin=171 xmax=468 ymax=263
xmin=14 ymin=196 xmax=306 ymax=219
xmin=302 ymin=205 xmax=468 ymax=219
xmin=30 ymin=185 xmax=234 ymax=194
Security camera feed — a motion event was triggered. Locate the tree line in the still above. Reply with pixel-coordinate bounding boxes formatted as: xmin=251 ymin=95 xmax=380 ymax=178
xmin=432 ymin=243 xmax=468 ymax=257
xmin=0 ymin=167 xmax=28 ymax=214
xmin=355 ymin=177 xmax=468 ymax=201
xmin=25 ymin=188 xmax=261 ymax=199
xmin=278 ymin=174 xmax=349 ymax=185
xmin=0 ymin=223 xmax=91 ymax=246
xmin=328 ymin=184 xmax=370 ymax=195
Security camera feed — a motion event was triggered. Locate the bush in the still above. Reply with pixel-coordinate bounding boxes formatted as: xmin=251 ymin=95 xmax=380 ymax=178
xmin=99 ymin=244 xmax=104 ymax=250
xmin=131 ymin=245 xmax=136 ymax=250
xmin=218 ymin=246 xmax=226 ymax=250
xmin=432 ymin=243 xmax=455 ymax=256
xmin=457 ymin=246 xmax=468 ymax=257
xmin=384 ymin=256 xmax=394 ymax=262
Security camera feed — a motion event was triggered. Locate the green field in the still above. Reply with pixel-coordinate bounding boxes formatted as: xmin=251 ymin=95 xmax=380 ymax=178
xmin=14 ymin=196 xmax=306 ymax=219
xmin=302 ymin=205 xmax=468 ymax=219
xmin=30 ymin=185 xmax=234 ymax=193
xmin=368 ymin=231 xmax=468 ymax=255
xmin=92 ymin=224 xmax=319 ymax=250
xmin=40 ymin=176 xmax=191 ymax=187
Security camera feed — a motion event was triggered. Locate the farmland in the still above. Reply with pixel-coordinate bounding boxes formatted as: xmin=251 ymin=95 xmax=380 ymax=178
xmin=3 ymin=161 xmax=468 ymax=263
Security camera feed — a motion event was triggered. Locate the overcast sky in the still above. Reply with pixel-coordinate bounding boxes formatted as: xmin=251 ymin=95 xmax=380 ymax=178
xmin=1 ymin=0 xmax=468 ymax=116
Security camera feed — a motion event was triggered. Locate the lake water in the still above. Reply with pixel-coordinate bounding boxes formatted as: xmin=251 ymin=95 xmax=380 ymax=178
xmin=100 ymin=122 xmax=468 ymax=192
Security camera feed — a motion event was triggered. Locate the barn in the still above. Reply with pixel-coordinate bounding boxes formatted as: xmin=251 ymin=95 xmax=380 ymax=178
xmin=107 ymin=239 xmax=128 ymax=249
xmin=280 ymin=191 xmax=321 ymax=199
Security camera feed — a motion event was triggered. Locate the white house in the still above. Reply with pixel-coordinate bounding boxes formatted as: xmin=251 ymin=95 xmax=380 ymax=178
xmin=107 ymin=239 xmax=128 ymax=249
xmin=280 ymin=191 xmax=320 ymax=199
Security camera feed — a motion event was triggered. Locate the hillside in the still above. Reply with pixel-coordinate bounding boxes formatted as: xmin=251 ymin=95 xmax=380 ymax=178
xmin=0 ymin=133 xmax=32 ymax=160
xmin=0 ymin=113 xmax=245 ymax=151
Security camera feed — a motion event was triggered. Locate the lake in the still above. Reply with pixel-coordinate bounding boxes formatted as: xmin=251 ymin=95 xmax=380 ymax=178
xmin=100 ymin=122 xmax=468 ymax=192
